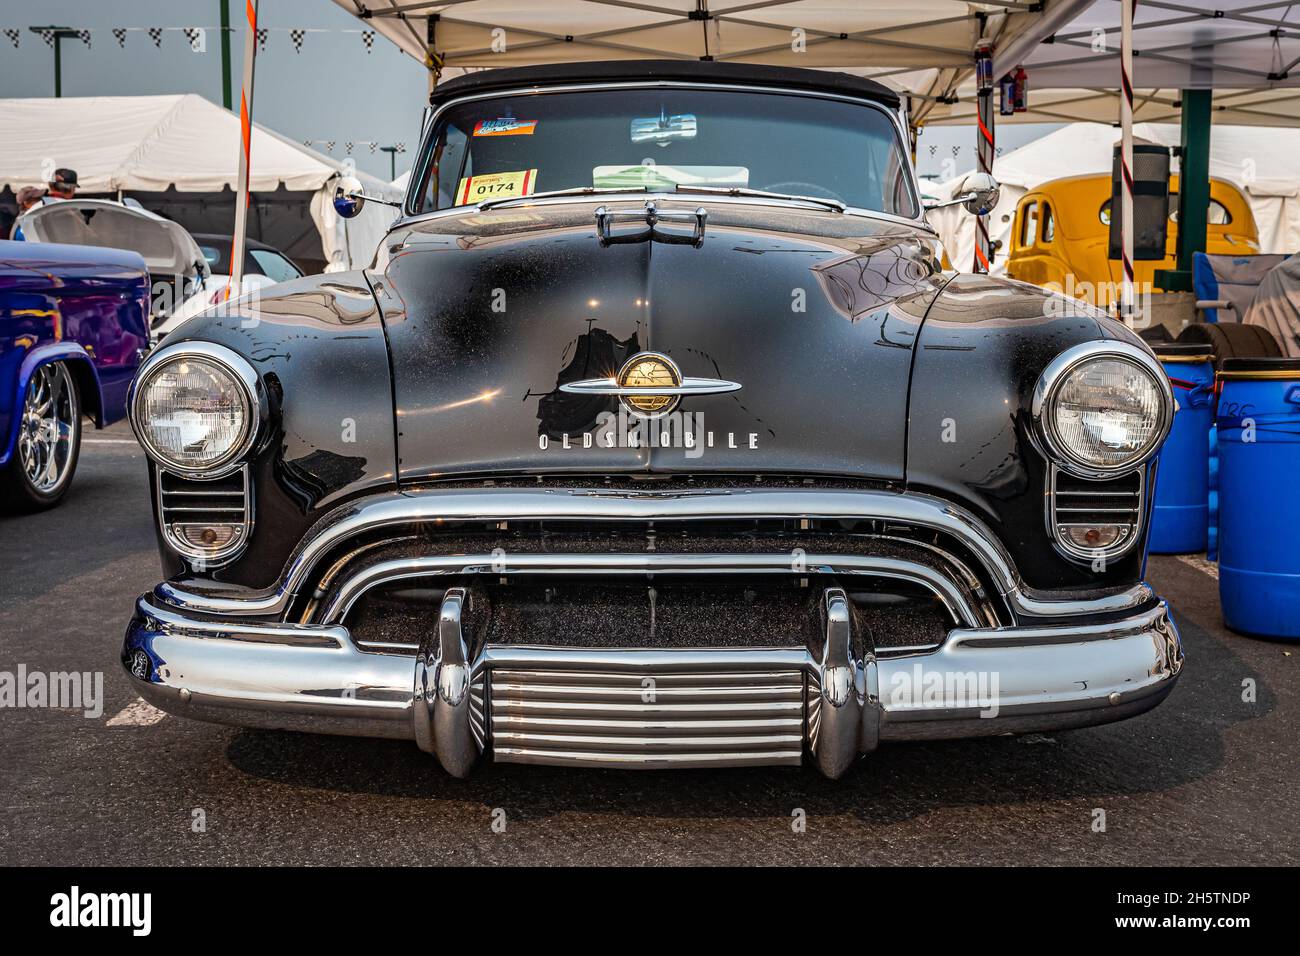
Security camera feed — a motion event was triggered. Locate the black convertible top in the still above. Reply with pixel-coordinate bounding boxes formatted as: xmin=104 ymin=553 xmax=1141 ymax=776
xmin=429 ymin=60 xmax=901 ymax=109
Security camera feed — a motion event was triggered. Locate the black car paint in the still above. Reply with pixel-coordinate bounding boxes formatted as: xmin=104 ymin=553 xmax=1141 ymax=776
xmin=154 ymin=276 xmax=396 ymax=584
xmin=376 ymin=202 xmax=942 ymax=483
xmin=156 ymin=198 xmax=1149 ymax=597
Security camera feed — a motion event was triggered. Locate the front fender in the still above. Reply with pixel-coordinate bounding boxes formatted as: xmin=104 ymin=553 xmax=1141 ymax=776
xmin=905 ymin=272 xmax=1150 ymax=591
xmin=145 ymin=272 xmax=399 ymax=589
xmin=0 ymin=343 xmax=102 ymax=468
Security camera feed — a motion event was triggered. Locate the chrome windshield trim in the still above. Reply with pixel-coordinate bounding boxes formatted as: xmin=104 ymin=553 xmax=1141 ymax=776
xmin=154 ymin=486 xmax=1154 ymax=622
xmin=399 ymin=79 xmax=925 ymax=227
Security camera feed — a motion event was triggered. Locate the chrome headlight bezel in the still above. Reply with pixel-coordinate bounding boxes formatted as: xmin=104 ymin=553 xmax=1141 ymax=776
xmin=1031 ymin=341 xmax=1173 ymax=479
xmin=129 ymin=341 xmax=261 ymax=479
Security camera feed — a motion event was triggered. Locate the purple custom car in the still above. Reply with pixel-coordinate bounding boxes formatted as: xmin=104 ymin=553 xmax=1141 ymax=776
xmin=0 ymin=239 xmax=150 ymax=509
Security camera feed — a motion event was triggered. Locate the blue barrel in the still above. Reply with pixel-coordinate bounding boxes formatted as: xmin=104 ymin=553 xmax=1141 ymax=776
xmin=1149 ymin=344 xmax=1215 ymax=554
xmin=1216 ymin=357 xmax=1300 ymax=639
xmin=1207 ymin=426 xmax=1220 ymax=561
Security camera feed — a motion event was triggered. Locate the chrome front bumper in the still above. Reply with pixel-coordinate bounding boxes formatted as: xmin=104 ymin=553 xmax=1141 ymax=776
xmin=122 ymin=590 xmax=1182 ymax=778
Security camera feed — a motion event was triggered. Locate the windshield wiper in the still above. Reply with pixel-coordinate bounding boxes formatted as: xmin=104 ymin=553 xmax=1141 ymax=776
xmin=674 ymin=184 xmax=845 ymax=213
xmin=477 ymin=186 xmax=648 ymax=211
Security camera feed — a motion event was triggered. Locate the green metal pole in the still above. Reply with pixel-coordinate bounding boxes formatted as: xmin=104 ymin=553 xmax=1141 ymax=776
xmin=1176 ymin=89 xmax=1212 ymax=276
xmin=54 ymin=35 xmax=62 ymax=97
xmin=220 ymin=0 xmax=233 ymax=110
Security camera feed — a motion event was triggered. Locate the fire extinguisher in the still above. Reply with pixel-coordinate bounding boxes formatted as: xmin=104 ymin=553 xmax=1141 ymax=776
xmin=1013 ymin=66 xmax=1029 ymax=113
xmin=975 ymin=41 xmax=994 ymax=93
xmin=999 ymin=73 xmax=1016 ymax=116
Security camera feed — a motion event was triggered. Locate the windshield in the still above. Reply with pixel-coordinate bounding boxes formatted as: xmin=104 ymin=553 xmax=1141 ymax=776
xmin=412 ymin=88 xmax=918 ymax=218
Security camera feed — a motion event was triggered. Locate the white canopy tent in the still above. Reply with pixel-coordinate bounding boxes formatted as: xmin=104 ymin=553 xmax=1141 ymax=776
xmin=0 ymin=94 xmax=402 ymax=273
xmin=923 ymin=0 xmax=1300 ymax=125
xmin=925 ymin=121 xmax=1300 ymax=272
xmin=332 ymin=0 xmax=1094 ymax=125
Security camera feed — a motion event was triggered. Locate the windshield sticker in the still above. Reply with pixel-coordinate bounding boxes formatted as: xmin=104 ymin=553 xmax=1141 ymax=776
xmin=456 ymin=169 xmax=537 ymax=205
xmin=473 ymin=118 xmax=538 ymax=137
xmin=592 ymin=164 xmax=749 ymax=191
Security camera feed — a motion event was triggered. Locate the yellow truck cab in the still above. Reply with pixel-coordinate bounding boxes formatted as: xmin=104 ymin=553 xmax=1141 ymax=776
xmin=1005 ymin=173 xmax=1259 ymax=307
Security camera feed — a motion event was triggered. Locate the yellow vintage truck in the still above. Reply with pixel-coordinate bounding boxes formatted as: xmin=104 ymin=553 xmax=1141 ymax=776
xmin=1005 ymin=173 xmax=1259 ymax=307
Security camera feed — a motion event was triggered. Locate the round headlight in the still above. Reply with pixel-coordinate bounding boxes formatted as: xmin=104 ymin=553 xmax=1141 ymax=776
xmin=132 ymin=345 xmax=257 ymax=475
xmin=1035 ymin=344 xmax=1171 ymax=475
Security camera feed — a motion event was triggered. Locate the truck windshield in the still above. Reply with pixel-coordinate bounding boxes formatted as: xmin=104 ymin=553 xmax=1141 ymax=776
xmin=411 ymin=87 xmax=918 ymax=219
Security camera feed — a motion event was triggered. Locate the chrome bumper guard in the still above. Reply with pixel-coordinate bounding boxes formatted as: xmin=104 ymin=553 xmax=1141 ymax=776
xmin=123 ymin=589 xmax=1183 ymax=779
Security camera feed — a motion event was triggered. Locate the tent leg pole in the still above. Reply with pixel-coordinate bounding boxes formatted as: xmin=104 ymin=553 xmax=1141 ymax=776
xmin=230 ymin=0 xmax=259 ymax=293
xmin=220 ymin=0 xmax=233 ymax=111
xmin=1120 ymin=0 xmax=1136 ymax=327
xmin=974 ymin=87 xmax=994 ymax=273
xmin=1176 ymin=89 xmax=1212 ymax=277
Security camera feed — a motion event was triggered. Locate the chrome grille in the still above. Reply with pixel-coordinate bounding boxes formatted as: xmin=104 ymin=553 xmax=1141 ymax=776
xmin=157 ymin=467 xmax=252 ymax=565
xmin=488 ymin=656 xmax=806 ymax=768
xmin=1047 ymin=467 xmax=1143 ymax=561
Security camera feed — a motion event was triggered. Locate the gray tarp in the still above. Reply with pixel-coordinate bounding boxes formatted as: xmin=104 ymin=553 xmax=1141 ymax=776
xmin=1245 ymin=254 xmax=1300 ymax=358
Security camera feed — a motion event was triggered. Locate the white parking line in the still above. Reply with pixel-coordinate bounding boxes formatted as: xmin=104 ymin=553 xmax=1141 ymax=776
xmin=1175 ymin=553 xmax=1220 ymax=580
xmin=106 ymin=697 xmax=167 ymax=727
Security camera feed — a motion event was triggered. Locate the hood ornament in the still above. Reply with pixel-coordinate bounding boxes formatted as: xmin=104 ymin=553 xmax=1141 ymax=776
xmin=595 ymin=201 xmax=707 ymax=247
xmin=560 ymin=351 xmax=741 ymax=418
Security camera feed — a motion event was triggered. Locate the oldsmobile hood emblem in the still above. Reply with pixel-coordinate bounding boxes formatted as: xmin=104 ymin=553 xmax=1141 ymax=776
xmin=560 ymin=351 xmax=742 ymax=418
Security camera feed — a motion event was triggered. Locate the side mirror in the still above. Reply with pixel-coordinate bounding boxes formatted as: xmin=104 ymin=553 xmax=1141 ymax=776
xmin=959 ymin=172 xmax=1000 ymax=216
xmin=922 ymin=172 xmax=1001 ymax=216
xmin=333 ymin=175 xmax=366 ymax=219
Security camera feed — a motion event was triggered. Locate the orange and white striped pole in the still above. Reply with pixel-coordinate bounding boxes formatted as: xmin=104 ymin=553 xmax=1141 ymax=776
xmin=1119 ymin=0 xmax=1136 ymax=326
xmin=229 ymin=0 xmax=259 ymax=295
xmin=974 ymin=41 xmax=995 ymax=274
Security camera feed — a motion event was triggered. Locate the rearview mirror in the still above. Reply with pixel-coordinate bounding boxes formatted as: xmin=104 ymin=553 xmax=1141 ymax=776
xmin=631 ymin=111 xmax=697 ymax=147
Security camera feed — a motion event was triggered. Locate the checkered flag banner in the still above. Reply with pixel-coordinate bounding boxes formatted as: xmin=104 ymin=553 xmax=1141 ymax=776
xmin=183 ymin=27 xmax=202 ymax=52
xmin=147 ymin=27 xmax=163 ymax=49
xmin=76 ymin=28 xmax=91 ymax=48
xmin=256 ymin=28 xmax=267 ymax=52
xmin=112 ymin=28 xmax=127 ymax=48
xmin=290 ymin=28 xmax=305 ymax=53
xmin=394 ymin=142 xmax=406 ymax=154
xmin=38 ymin=28 xmax=55 ymax=48
xmin=362 ymin=30 xmax=374 ymax=53
xmin=324 ymin=140 xmax=335 ymax=152
xmin=368 ymin=142 xmax=378 ymax=154
xmin=344 ymin=141 xmax=355 ymax=155
xmin=3 ymin=28 xmax=19 ymax=49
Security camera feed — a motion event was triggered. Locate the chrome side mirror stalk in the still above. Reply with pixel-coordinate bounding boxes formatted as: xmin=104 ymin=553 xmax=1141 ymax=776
xmin=333 ymin=175 xmax=402 ymax=219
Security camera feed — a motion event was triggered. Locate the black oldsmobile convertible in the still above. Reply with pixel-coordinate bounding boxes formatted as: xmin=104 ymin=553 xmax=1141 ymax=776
xmin=122 ymin=62 xmax=1182 ymax=778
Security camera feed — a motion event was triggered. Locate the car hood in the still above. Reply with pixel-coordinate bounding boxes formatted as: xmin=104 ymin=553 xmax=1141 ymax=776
xmin=18 ymin=200 xmax=207 ymax=280
xmin=371 ymin=199 xmax=947 ymax=483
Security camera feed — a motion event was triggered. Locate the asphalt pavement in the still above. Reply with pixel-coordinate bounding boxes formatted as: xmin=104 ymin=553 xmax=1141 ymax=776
xmin=1 ymin=420 xmax=1296 ymax=865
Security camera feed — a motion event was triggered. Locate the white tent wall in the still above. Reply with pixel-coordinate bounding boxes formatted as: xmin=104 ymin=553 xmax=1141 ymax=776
xmin=926 ymin=122 xmax=1300 ymax=274
xmin=0 ymin=94 xmax=401 ymax=272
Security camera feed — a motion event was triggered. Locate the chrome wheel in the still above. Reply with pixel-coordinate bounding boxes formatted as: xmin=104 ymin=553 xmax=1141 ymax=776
xmin=18 ymin=363 xmax=78 ymax=495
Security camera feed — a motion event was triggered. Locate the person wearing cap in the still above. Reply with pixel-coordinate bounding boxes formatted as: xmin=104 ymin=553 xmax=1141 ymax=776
xmin=9 ymin=185 xmax=48 ymax=239
xmin=43 ymin=168 xmax=78 ymax=202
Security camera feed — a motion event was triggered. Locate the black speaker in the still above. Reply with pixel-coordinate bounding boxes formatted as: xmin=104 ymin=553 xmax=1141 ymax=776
xmin=1108 ymin=143 xmax=1171 ymax=261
